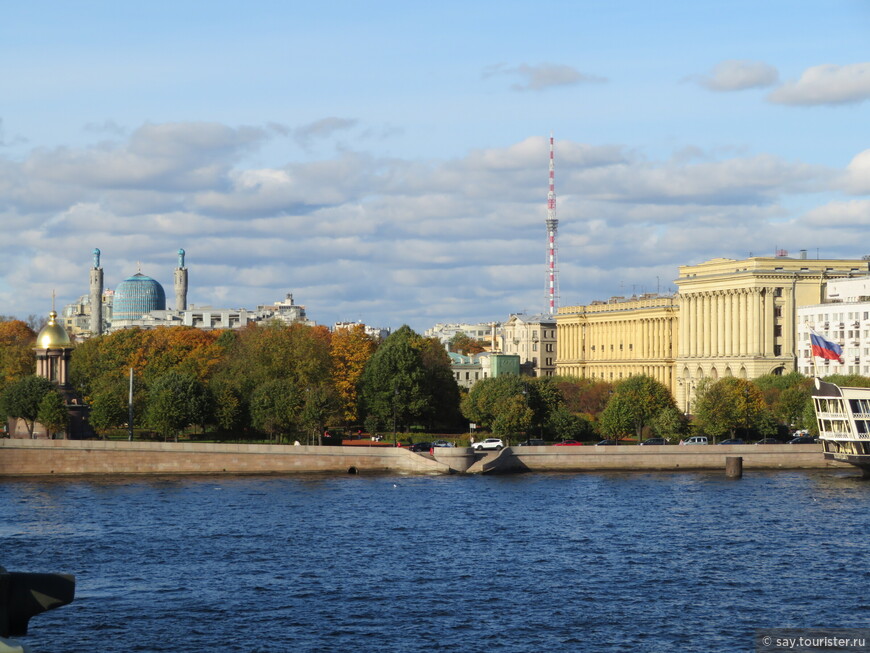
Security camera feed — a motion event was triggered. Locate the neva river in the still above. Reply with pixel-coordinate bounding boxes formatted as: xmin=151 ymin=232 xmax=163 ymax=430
xmin=3 ymin=469 xmax=869 ymax=652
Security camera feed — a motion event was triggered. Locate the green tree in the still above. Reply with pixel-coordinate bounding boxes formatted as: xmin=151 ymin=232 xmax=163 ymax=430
xmin=301 ymin=384 xmax=339 ymax=445
xmin=249 ymin=379 xmax=301 ymax=443
xmin=492 ymin=394 xmax=533 ymax=443
xmin=599 ymin=375 xmax=680 ymax=443
xmin=37 ymin=390 xmax=68 ymax=438
xmin=693 ymin=377 xmax=775 ymax=442
xmin=359 ymin=326 xmax=436 ymax=432
xmin=545 ymin=405 xmax=594 ymax=441
xmin=145 ymin=371 xmax=210 ymax=441
xmin=1 ymin=375 xmax=56 ymax=437
xmin=87 ymin=378 xmax=131 ymax=434
xmin=461 ymin=375 xmax=529 ymax=430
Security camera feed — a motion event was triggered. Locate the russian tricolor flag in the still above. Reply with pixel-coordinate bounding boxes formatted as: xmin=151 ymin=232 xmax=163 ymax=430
xmin=810 ymin=332 xmax=843 ymax=361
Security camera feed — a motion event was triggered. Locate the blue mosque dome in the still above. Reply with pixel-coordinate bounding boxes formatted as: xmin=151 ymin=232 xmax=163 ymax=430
xmin=112 ymin=273 xmax=166 ymax=321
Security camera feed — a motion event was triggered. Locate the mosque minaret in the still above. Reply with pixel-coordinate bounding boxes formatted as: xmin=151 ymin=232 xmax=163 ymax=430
xmin=89 ymin=248 xmax=103 ymax=336
xmin=174 ymin=248 xmax=188 ymax=311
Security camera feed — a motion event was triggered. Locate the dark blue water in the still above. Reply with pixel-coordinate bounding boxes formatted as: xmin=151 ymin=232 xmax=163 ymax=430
xmin=2 ymin=470 xmax=869 ymax=652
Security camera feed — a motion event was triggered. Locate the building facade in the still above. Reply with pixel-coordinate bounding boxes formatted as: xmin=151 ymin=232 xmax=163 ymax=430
xmin=425 ymin=322 xmax=499 ymax=346
xmin=797 ymin=276 xmax=870 ymax=378
xmin=674 ymin=256 xmax=869 ymax=411
xmin=500 ymin=313 xmax=557 ymax=377
xmin=448 ymin=352 xmax=521 ymax=389
xmin=556 ymin=294 xmax=678 ymax=391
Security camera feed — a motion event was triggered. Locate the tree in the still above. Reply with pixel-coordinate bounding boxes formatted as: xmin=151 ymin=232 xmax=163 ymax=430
xmin=0 ymin=320 xmax=36 ymax=396
xmin=693 ymin=377 xmax=775 ymax=442
xmin=448 ymin=333 xmax=489 ymax=356
xmin=545 ymin=405 xmax=594 ymax=441
xmin=331 ymin=324 xmax=376 ymax=423
xmin=301 ymin=384 xmax=339 ymax=445
xmin=37 ymin=390 xmax=68 ymax=439
xmin=359 ymin=326 xmax=438 ymax=432
xmin=145 ymin=371 xmax=210 ymax=441
xmin=249 ymin=379 xmax=301 ymax=443
xmin=87 ymin=378 xmax=131 ymax=434
xmin=461 ymin=375 xmax=529 ymax=430
xmin=491 ymin=394 xmax=533 ymax=443
xmin=599 ymin=375 xmax=680 ymax=443
xmin=1 ymin=375 xmax=56 ymax=437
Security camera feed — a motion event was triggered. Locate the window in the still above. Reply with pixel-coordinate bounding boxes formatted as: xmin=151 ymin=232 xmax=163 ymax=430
xmin=532 ymin=343 xmax=538 ymax=351
xmin=774 ymin=325 xmax=782 ymax=337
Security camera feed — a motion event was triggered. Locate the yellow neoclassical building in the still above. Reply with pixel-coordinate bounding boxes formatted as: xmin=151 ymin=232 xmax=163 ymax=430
xmin=557 ymin=293 xmax=679 ymax=390
xmin=556 ymin=255 xmax=870 ymax=411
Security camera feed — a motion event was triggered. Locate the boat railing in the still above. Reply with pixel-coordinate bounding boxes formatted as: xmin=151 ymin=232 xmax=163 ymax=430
xmin=815 ymin=411 xmax=849 ymax=420
xmin=819 ymin=431 xmax=870 ymax=441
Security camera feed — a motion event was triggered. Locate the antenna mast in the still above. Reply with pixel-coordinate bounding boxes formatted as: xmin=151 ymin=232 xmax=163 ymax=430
xmin=546 ymin=134 xmax=559 ymax=314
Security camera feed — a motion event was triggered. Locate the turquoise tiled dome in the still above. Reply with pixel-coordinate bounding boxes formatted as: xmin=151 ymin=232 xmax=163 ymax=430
xmin=112 ymin=273 xmax=166 ymax=321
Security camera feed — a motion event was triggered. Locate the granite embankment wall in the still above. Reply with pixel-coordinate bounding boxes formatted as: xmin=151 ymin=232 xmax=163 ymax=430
xmin=470 ymin=444 xmax=849 ymax=473
xmin=0 ymin=441 xmax=849 ymax=476
xmin=0 ymin=440 xmax=450 ymax=476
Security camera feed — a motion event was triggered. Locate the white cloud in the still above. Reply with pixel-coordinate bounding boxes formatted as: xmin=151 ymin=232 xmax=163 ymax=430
xmin=693 ymin=59 xmax=779 ymax=91
xmin=1 ymin=121 xmax=865 ymax=330
xmin=843 ymin=149 xmax=870 ymax=194
xmin=801 ymin=199 xmax=870 ymax=227
xmin=483 ymin=63 xmax=607 ymax=91
xmin=768 ymin=63 xmax=870 ymax=105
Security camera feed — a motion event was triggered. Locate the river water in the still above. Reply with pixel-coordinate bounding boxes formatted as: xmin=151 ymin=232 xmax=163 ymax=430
xmin=2 ymin=469 xmax=869 ymax=652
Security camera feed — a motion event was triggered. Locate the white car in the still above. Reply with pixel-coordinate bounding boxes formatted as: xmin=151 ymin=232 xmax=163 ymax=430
xmin=472 ymin=438 xmax=504 ymax=451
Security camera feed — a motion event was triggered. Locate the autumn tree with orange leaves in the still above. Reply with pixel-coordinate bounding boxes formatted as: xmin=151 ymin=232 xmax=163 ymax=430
xmin=0 ymin=319 xmax=36 ymax=397
xmin=331 ymin=324 xmax=377 ymax=423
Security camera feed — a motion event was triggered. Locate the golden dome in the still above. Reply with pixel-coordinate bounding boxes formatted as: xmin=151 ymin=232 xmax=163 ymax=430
xmin=36 ymin=311 xmax=72 ymax=349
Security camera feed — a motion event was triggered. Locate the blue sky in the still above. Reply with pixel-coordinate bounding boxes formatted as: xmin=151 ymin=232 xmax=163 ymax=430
xmin=2 ymin=1 xmax=869 ymax=331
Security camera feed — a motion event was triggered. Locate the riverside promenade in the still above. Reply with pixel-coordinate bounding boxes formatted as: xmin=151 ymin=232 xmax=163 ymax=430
xmin=0 ymin=439 xmax=850 ymax=476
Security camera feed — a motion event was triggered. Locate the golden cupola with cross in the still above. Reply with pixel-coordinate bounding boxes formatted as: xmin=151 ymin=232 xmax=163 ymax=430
xmin=35 ymin=309 xmax=73 ymax=387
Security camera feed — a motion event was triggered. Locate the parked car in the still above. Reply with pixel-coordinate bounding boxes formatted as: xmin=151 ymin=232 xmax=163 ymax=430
xmin=680 ymin=436 xmax=708 ymax=445
xmin=431 ymin=440 xmax=455 ymax=448
xmin=595 ymin=439 xmax=618 ymax=446
xmin=755 ymin=438 xmax=782 ymax=445
xmin=639 ymin=437 xmax=669 ymax=446
xmin=554 ymin=439 xmax=583 ymax=446
xmin=472 ymin=438 xmax=504 ymax=451
xmin=407 ymin=442 xmax=432 ymax=452
xmin=517 ymin=439 xmax=546 ymax=446
xmin=788 ymin=435 xmax=818 ymax=444
xmin=718 ymin=438 xmax=745 ymax=445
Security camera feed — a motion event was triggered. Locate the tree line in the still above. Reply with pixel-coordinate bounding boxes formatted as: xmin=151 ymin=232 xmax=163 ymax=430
xmin=0 ymin=316 xmax=860 ymax=442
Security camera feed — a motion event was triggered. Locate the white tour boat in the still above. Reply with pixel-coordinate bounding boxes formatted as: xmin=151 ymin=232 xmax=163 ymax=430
xmin=812 ymin=377 xmax=870 ymax=477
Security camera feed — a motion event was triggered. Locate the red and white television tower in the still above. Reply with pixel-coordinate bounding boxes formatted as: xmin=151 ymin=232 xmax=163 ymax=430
xmin=546 ymin=134 xmax=559 ymax=315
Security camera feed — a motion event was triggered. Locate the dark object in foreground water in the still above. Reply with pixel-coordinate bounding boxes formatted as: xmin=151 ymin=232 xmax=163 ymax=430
xmin=0 ymin=565 xmax=75 ymax=637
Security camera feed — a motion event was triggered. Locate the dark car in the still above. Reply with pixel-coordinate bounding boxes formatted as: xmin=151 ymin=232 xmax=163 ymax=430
xmin=788 ymin=435 xmax=817 ymax=444
xmin=554 ymin=439 xmax=583 ymax=446
xmin=595 ymin=439 xmax=617 ymax=446
xmin=408 ymin=442 xmax=432 ymax=452
xmin=718 ymin=438 xmax=745 ymax=445
xmin=518 ymin=439 xmax=547 ymax=446
xmin=639 ymin=437 xmax=669 ymax=446
xmin=755 ymin=438 xmax=782 ymax=445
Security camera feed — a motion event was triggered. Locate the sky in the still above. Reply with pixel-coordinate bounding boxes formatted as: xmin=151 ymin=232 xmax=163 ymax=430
xmin=2 ymin=0 xmax=870 ymax=332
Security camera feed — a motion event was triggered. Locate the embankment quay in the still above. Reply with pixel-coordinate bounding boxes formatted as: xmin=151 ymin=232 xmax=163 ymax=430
xmin=0 ymin=439 xmax=850 ymax=476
